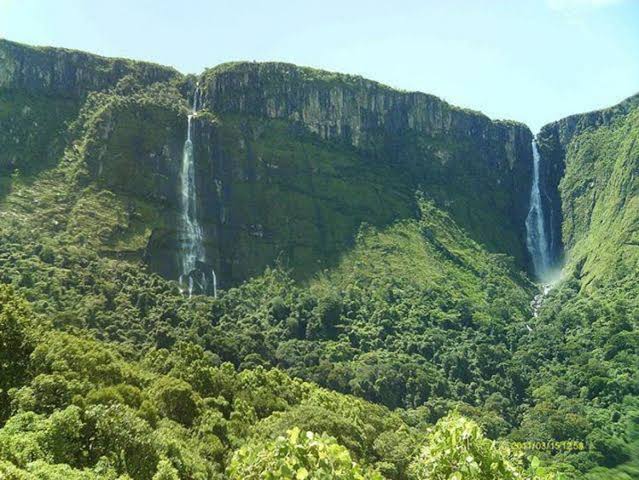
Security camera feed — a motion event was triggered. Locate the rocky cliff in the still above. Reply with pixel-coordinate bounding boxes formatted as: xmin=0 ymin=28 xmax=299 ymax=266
xmin=536 ymin=94 xmax=639 ymax=266
xmin=193 ymin=63 xmax=535 ymax=276
xmin=537 ymin=93 xmax=639 ymax=283
xmin=0 ymin=39 xmax=179 ymax=98
xmin=0 ymin=41 xmax=536 ymax=287
xmin=201 ymin=62 xmax=528 ymax=152
xmin=0 ymin=39 xmax=180 ymax=178
xmin=539 ymin=93 xmax=639 ymax=149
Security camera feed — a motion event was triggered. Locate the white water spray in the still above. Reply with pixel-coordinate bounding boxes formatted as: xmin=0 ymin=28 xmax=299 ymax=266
xmin=525 ymin=140 xmax=551 ymax=281
xmin=178 ymin=86 xmax=206 ymax=296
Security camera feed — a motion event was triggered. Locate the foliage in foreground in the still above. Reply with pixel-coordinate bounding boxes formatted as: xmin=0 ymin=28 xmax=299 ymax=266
xmin=0 ymin=284 xmax=558 ymax=479
xmin=408 ymin=413 xmax=554 ymax=480
xmin=228 ymin=427 xmax=383 ymax=480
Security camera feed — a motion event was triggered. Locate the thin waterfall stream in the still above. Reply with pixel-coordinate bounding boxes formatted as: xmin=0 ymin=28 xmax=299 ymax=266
xmin=525 ymin=140 xmax=551 ymax=280
xmin=525 ymin=140 xmax=558 ymax=317
xmin=178 ymin=85 xmax=216 ymax=297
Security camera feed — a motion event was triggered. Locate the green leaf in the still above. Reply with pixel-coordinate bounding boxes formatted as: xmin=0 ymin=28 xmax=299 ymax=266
xmin=530 ymin=456 xmax=540 ymax=470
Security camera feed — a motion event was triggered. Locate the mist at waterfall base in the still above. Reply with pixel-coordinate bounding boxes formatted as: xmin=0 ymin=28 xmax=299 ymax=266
xmin=525 ymin=140 xmax=561 ymax=285
xmin=177 ymin=87 xmax=217 ymax=297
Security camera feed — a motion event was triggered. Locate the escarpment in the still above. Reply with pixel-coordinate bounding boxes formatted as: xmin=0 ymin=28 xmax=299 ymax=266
xmin=1 ymin=40 xmax=535 ymax=286
xmin=536 ymin=93 xmax=639 ymax=282
xmin=0 ymin=39 xmax=179 ymax=98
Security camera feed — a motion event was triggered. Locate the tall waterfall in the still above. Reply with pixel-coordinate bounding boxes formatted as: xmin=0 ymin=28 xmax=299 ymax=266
xmin=178 ymin=87 xmax=206 ymax=296
xmin=525 ymin=140 xmax=551 ymax=280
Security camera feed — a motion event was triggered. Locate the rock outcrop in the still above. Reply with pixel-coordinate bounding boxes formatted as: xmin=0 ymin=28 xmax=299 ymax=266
xmin=1 ymin=41 xmax=538 ymax=286
xmin=199 ymin=63 xmax=534 ymax=269
xmin=202 ymin=62 xmax=529 ymax=153
xmin=0 ymin=39 xmax=179 ymax=98
xmin=536 ymin=92 xmax=639 ymax=264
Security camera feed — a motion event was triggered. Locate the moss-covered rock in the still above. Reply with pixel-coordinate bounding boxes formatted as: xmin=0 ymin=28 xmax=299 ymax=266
xmin=537 ymin=93 xmax=639 ymax=286
xmin=0 ymin=39 xmax=179 ymax=98
xmin=201 ymin=62 xmax=534 ymax=265
xmin=0 ymin=42 xmax=535 ymax=287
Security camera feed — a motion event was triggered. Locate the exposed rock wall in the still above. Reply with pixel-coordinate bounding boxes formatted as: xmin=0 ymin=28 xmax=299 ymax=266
xmin=200 ymin=62 xmax=534 ymax=267
xmin=201 ymin=63 xmax=530 ymax=160
xmin=536 ymin=92 xmax=639 ymax=264
xmin=1 ymin=42 xmax=538 ymax=285
xmin=0 ymin=39 xmax=180 ymax=98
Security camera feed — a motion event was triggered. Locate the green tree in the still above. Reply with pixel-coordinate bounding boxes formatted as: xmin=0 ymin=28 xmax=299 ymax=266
xmin=152 ymin=458 xmax=179 ymax=480
xmin=149 ymin=376 xmax=200 ymax=427
xmin=0 ymin=285 xmax=35 ymax=421
xmin=408 ymin=413 xmax=555 ymax=480
xmin=227 ymin=427 xmax=383 ymax=480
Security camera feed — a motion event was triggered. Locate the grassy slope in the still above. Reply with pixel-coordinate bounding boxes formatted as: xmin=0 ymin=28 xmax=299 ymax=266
xmin=521 ymin=103 xmax=639 ymax=478
xmin=313 ymin=199 xmax=529 ymax=301
xmin=0 ymin=83 xmax=188 ymax=260
xmin=560 ymin=107 xmax=639 ymax=288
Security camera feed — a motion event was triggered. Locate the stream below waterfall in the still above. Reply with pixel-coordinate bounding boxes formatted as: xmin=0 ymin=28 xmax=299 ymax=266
xmin=531 ymin=283 xmax=553 ymax=318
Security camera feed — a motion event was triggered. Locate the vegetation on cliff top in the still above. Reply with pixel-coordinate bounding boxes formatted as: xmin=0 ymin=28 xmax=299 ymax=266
xmin=1 ymin=40 xmax=638 ymax=479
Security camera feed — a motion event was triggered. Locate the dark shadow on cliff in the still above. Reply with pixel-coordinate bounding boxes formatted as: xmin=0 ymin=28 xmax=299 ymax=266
xmin=147 ymin=112 xmax=532 ymax=288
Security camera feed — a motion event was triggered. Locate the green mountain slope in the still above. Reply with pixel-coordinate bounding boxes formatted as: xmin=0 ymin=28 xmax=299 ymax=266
xmin=554 ymin=101 xmax=638 ymax=287
xmin=1 ymin=38 xmax=638 ymax=479
xmin=0 ymin=39 xmax=535 ymax=288
xmin=537 ymin=92 xmax=639 ymax=284
xmin=521 ymin=96 xmax=639 ymax=477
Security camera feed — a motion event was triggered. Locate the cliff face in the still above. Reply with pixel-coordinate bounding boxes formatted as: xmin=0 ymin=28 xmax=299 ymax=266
xmin=539 ymin=93 xmax=639 ymax=149
xmin=534 ymin=126 xmax=566 ymax=266
xmin=537 ymin=93 xmax=639 ymax=283
xmin=198 ymin=63 xmax=534 ymax=270
xmin=0 ymin=39 xmax=181 ymax=179
xmin=0 ymin=39 xmax=179 ymax=98
xmin=202 ymin=62 xmax=528 ymax=152
xmin=0 ymin=42 xmax=536 ymax=286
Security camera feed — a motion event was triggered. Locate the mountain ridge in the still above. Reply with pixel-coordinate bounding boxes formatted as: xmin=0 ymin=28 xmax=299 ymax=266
xmin=0 ymin=37 xmax=530 ymax=127
xmin=0 ymin=37 xmax=536 ymax=284
xmin=536 ymin=91 xmax=639 ymax=281
xmin=1 ymin=38 xmax=639 ymax=479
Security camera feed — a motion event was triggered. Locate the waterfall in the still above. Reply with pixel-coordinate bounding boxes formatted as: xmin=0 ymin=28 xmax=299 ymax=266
xmin=178 ymin=86 xmax=206 ymax=296
xmin=525 ymin=140 xmax=551 ymax=280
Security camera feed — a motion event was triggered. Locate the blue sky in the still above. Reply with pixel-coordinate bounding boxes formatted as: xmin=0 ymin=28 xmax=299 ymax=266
xmin=1 ymin=0 xmax=637 ymax=131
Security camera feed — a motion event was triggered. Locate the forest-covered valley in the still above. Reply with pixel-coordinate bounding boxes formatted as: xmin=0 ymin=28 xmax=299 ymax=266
xmin=0 ymin=38 xmax=638 ymax=479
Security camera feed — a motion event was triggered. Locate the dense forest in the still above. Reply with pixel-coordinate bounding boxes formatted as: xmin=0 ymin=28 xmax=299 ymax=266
xmin=0 ymin=39 xmax=638 ymax=479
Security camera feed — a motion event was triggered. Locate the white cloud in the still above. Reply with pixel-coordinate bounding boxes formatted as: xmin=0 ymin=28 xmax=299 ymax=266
xmin=546 ymin=0 xmax=626 ymax=10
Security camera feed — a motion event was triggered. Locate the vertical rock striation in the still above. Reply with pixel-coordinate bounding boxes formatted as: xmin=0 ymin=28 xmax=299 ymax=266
xmin=1 ymin=42 xmax=539 ymax=285
xmin=199 ymin=62 xmax=534 ymax=271
xmin=0 ymin=39 xmax=179 ymax=98
xmin=200 ymin=63 xmax=531 ymax=159
xmin=536 ymin=92 xmax=639 ymax=264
